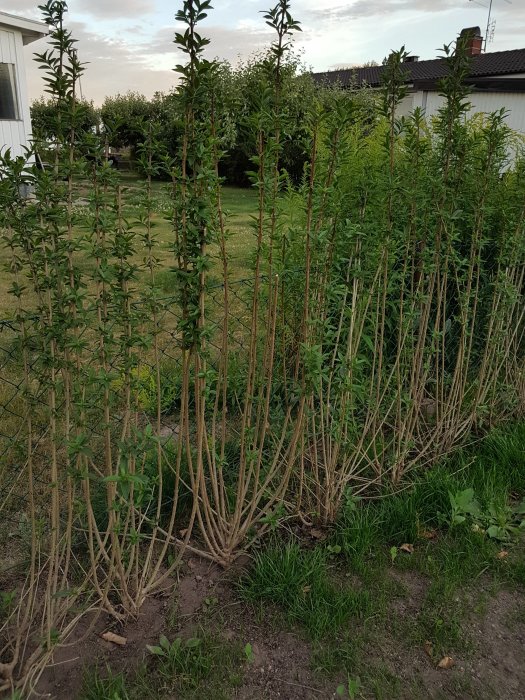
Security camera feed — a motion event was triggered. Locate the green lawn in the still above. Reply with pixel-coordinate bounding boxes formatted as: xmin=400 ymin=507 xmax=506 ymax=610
xmin=118 ymin=172 xmax=258 ymax=290
xmin=0 ymin=174 xmax=259 ymax=319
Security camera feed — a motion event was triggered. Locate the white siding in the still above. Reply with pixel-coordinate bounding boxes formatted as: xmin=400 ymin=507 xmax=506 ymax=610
xmin=421 ymin=90 xmax=525 ymax=135
xmin=396 ymin=94 xmax=414 ymax=118
xmin=491 ymin=73 xmax=525 ymax=79
xmin=470 ymin=92 xmax=525 ymax=135
xmin=0 ymin=27 xmax=30 ymax=159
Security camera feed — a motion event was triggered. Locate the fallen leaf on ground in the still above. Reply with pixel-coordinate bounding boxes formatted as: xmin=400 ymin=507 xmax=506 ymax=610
xmin=497 ymin=550 xmax=509 ymax=559
xmin=420 ymin=529 xmax=438 ymax=540
xmin=424 ymin=640 xmax=433 ymax=658
xmin=101 ymin=631 xmax=127 ymax=647
xmin=437 ymin=656 xmax=455 ymax=669
xmin=400 ymin=543 xmax=415 ymax=554
xmin=310 ymin=528 xmax=327 ymax=540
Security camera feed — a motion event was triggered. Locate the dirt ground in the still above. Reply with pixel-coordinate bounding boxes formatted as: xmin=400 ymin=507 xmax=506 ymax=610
xmin=34 ymin=556 xmax=525 ymax=700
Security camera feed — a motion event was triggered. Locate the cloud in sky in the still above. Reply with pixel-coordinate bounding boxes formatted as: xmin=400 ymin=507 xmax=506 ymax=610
xmin=77 ymin=0 xmax=153 ymax=19
xmin=5 ymin=0 xmax=38 ymax=12
xmin=303 ymin=0 xmax=461 ymax=20
xmin=7 ymin=0 xmax=153 ymax=18
xmin=21 ymin=19 xmax=272 ymax=103
xmin=11 ymin=0 xmax=525 ymax=104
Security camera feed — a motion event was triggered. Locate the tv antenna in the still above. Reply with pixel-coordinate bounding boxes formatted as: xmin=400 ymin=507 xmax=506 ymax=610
xmin=468 ymin=0 xmax=512 ymax=50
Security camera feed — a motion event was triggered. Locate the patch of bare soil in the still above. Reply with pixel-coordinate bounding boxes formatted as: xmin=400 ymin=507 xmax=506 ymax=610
xmin=376 ymin=570 xmax=525 ymax=700
xmin=32 ymin=560 xmax=525 ymax=700
xmin=389 ymin=568 xmax=430 ymax=616
xmin=34 ymin=555 xmax=332 ymax=700
xmin=233 ymin=631 xmax=330 ymax=700
xmin=463 ymin=589 xmax=525 ymax=699
xmin=171 ymin=557 xmax=337 ymax=700
xmin=418 ymin=588 xmax=525 ymax=700
xmin=35 ymin=592 xmax=171 ymax=700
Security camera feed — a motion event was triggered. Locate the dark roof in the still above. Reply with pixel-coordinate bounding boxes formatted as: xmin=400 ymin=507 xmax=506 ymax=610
xmin=313 ymin=48 xmax=525 ymax=89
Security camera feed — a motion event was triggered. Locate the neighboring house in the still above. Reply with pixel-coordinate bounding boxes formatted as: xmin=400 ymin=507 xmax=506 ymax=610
xmin=313 ymin=28 xmax=525 ymax=137
xmin=0 ymin=12 xmax=47 ymax=160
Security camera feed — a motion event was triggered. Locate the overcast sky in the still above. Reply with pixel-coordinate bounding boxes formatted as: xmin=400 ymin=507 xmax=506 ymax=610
xmin=10 ymin=0 xmax=525 ymax=105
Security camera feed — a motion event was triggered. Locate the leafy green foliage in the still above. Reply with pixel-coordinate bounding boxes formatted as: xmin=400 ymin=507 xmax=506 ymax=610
xmin=31 ymin=96 xmax=99 ymax=144
xmin=333 ymin=423 xmax=525 ymax=561
xmin=447 ymin=488 xmax=482 ymax=526
xmin=243 ymin=642 xmax=255 ymax=663
xmin=447 ymin=488 xmax=525 ymax=541
xmin=144 ymin=633 xmax=243 ymax=697
xmin=336 ymin=676 xmax=362 ymax=699
xmin=2 ymin=0 xmax=525 ymax=691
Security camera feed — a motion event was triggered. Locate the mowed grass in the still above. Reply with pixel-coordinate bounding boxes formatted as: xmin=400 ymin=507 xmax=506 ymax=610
xmin=0 ymin=172 xmax=259 ymax=319
xmin=124 ymin=174 xmax=259 ymax=288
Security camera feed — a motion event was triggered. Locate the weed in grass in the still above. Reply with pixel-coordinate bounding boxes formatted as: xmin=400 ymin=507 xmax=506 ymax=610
xmin=444 ymin=486 xmax=525 ymax=542
xmin=80 ymin=632 xmax=243 ymax=700
xmin=446 ymin=488 xmax=482 ymax=527
xmin=365 ymin=665 xmax=405 ymax=700
xmin=390 ymin=546 xmax=398 ymax=564
xmin=334 ymin=424 xmax=525 ymax=586
xmin=79 ymin=667 xmax=130 ymax=700
xmin=336 ymin=675 xmax=361 ymax=698
xmin=146 ymin=636 xmax=211 ymax=688
xmin=415 ymin=601 xmax=467 ymax=657
xmin=312 ymin=634 xmax=361 ymax=676
xmin=239 ymin=544 xmax=373 ymax=638
xmin=316 ymin=426 xmax=525 ymax=692
xmin=202 ymin=596 xmax=219 ymax=613
xmin=325 ymin=428 xmax=525 ymax=675
xmin=243 ymin=642 xmax=255 ymax=663
xmin=143 ymin=632 xmax=244 ymax=698
xmin=314 ymin=631 xmax=419 ymax=699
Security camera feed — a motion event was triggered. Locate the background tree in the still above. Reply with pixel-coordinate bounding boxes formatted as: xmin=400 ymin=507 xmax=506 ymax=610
xmin=218 ymin=51 xmax=317 ymax=186
xmin=30 ymin=96 xmax=99 ymax=143
xmin=100 ymin=91 xmax=157 ymax=154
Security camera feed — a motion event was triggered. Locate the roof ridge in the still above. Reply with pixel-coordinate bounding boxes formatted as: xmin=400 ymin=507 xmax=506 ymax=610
xmin=313 ymin=47 xmax=525 ymax=88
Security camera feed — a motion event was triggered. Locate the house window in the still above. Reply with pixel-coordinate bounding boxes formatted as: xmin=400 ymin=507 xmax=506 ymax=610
xmin=0 ymin=64 xmax=19 ymax=120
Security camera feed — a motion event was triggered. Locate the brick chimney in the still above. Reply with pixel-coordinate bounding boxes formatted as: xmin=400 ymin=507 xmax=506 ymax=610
xmin=459 ymin=27 xmax=483 ymax=56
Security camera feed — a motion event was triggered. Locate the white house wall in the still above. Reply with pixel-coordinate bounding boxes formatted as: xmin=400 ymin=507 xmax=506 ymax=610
xmin=420 ymin=90 xmax=525 ymax=136
xmin=0 ymin=27 xmax=31 ymax=159
xmin=396 ymin=94 xmax=415 ymax=118
xmin=491 ymin=73 xmax=525 ymax=79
